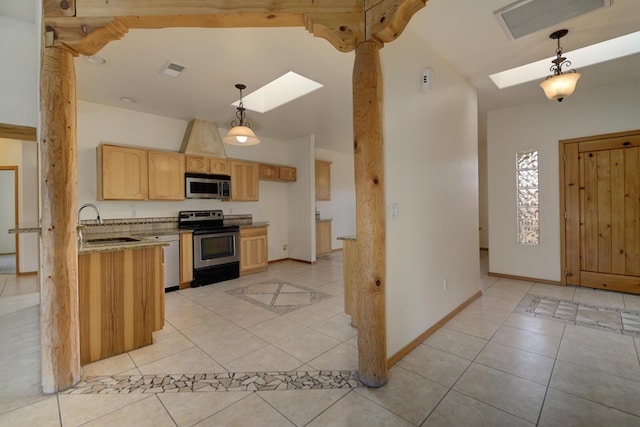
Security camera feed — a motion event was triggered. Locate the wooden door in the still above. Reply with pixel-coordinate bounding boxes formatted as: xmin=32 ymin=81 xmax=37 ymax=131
xmin=561 ymin=130 xmax=640 ymax=294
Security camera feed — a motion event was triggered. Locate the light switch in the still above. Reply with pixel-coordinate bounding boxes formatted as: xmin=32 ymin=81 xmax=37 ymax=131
xmin=389 ymin=203 xmax=399 ymax=218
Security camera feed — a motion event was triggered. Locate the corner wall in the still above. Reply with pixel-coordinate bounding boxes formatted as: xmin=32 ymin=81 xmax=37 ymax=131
xmin=381 ymin=28 xmax=480 ymax=357
xmin=487 ymin=79 xmax=640 ymax=282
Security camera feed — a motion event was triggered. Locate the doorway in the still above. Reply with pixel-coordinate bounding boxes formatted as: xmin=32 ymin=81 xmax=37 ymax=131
xmin=0 ymin=166 xmax=18 ymax=274
xmin=560 ymin=129 xmax=640 ymax=294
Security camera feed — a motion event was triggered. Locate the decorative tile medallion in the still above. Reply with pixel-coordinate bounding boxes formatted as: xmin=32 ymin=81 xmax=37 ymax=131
xmin=228 ymin=280 xmax=331 ymax=314
xmin=516 ymin=293 xmax=640 ymax=337
xmin=61 ymin=370 xmax=360 ymax=395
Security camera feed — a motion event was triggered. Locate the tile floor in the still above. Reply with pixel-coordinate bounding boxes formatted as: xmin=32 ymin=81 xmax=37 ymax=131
xmin=1 ymin=251 xmax=640 ymax=426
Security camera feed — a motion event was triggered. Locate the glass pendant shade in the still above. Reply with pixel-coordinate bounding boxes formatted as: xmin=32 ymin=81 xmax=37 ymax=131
xmin=223 ymin=125 xmax=260 ymax=146
xmin=540 ymin=72 xmax=581 ymax=102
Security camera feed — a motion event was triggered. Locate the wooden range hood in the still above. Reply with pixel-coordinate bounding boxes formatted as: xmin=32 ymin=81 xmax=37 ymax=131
xmin=40 ymin=0 xmax=428 ymax=392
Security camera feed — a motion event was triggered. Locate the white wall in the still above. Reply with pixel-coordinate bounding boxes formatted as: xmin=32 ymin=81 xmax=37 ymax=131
xmin=288 ymin=135 xmax=315 ymax=262
xmin=488 ymin=79 xmax=640 ymax=282
xmin=315 ymin=147 xmax=356 ymax=249
xmin=381 ymin=28 xmax=480 ymax=358
xmin=0 ymin=2 xmax=38 ymax=128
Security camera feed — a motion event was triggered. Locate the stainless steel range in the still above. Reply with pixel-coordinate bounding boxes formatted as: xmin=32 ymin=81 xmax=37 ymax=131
xmin=178 ymin=210 xmax=240 ymax=287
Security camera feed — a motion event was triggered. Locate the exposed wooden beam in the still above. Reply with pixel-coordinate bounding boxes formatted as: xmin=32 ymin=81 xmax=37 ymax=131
xmin=353 ymin=40 xmax=387 ymax=387
xmin=0 ymin=123 xmax=37 ymax=141
xmin=44 ymin=0 xmax=425 ymax=55
xmin=40 ymin=45 xmax=81 ymax=393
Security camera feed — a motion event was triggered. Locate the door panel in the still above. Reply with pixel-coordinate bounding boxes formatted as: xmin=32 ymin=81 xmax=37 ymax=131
xmin=562 ymin=131 xmax=640 ymax=294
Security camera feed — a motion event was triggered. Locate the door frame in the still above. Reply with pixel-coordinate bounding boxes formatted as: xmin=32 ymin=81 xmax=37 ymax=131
xmin=0 ymin=166 xmax=19 ymax=273
xmin=559 ymin=128 xmax=640 ymax=287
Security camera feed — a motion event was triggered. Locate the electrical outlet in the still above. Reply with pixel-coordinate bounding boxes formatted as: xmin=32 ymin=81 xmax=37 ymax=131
xmin=283 ymin=244 xmax=288 ymax=251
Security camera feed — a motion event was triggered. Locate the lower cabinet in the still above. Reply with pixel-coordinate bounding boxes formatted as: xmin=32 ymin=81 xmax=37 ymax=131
xmin=78 ymin=246 xmax=165 ymax=365
xmin=179 ymin=232 xmax=193 ymax=288
xmin=316 ymin=220 xmax=332 ymax=256
xmin=240 ymin=226 xmax=268 ymax=276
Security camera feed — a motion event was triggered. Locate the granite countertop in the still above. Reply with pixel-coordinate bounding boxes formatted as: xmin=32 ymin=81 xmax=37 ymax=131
xmin=316 ymin=218 xmax=333 ymax=222
xmin=237 ymin=222 xmax=270 ymax=229
xmin=78 ymin=239 xmax=169 ymax=255
xmin=337 ymin=235 xmax=356 ymax=241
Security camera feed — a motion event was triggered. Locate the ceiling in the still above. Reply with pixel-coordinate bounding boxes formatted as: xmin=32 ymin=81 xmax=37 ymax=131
xmin=73 ymin=0 xmax=640 ymax=153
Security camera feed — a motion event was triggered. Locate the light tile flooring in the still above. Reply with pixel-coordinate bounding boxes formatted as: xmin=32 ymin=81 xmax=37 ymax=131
xmin=2 ymin=251 xmax=640 ymax=426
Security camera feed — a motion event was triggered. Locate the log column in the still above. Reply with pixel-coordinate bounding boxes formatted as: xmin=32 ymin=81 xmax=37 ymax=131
xmin=40 ymin=46 xmax=81 ymax=393
xmin=353 ymin=40 xmax=387 ymax=387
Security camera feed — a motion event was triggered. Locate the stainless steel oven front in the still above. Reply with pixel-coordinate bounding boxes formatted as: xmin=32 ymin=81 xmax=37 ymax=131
xmin=193 ymin=229 xmax=239 ymax=269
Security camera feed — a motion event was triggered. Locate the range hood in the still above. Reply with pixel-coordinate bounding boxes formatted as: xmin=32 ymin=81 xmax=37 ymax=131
xmin=180 ymin=118 xmax=227 ymax=158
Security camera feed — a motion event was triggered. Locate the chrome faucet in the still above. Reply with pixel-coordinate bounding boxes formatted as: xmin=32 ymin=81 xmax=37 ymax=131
xmin=77 ymin=203 xmax=103 ymax=243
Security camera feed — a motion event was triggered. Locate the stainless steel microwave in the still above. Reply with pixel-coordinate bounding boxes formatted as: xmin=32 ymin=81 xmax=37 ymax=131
xmin=185 ymin=173 xmax=231 ymax=200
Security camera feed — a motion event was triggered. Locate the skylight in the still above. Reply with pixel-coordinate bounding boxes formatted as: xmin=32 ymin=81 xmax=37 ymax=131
xmin=232 ymin=71 xmax=324 ymax=113
xmin=490 ymin=31 xmax=640 ymax=89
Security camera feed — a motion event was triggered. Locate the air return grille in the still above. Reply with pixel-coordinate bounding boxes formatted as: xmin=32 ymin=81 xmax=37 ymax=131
xmin=494 ymin=0 xmax=611 ymax=40
xmin=159 ymin=61 xmax=187 ymax=77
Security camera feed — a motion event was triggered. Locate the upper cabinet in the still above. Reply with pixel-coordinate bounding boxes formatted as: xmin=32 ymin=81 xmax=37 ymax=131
xmin=230 ymin=160 xmax=259 ymax=201
xmin=315 ymin=159 xmax=332 ymax=201
xmin=186 ymin=155 xmax=230 ymax=176
xmin=148 ymin=150 xmax=185 ymax=200
xmin=259 ymin=163 xmax=297 ymax=182
xmin=97 ymin=144 xmax=148 ymax=200
xmin=98 ymin=144 xmax=184 ymax=201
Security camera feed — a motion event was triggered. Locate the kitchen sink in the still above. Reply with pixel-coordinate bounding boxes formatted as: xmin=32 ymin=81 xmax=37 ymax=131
xmin=83 ymin=237 xmax=141 ymax=245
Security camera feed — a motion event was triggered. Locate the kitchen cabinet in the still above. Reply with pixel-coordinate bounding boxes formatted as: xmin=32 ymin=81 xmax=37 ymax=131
xmin=240 ymin=226 xmax=268 ymax=275
xmin=78 ymin=246 xmax=164 ymax=365
xmin=279 ymin=166 xmax=297 ymax=181
xmin=185 ymin=155 xmax=208 ymax=173
xmin=179 ymin=232 xmax=193 ymax=289
xmin=210 ymin=157 xmax=230 ymax=175
xmin=316 ymin=220 xmax=332 ymax=256
xmin=230 ymin=160 xmax=259 ymax=201
xmin=259 ymin=163 xmax=297 ymax=182
xmin=97 ymin=144 xmax=148 ymax=200
xmin=315 ymin=160 xmax=332 ymax=201
xmin=148 ymin=150 xmax=185 ymax=200
xmin=186 ymin=155 xmax=230 ymax=175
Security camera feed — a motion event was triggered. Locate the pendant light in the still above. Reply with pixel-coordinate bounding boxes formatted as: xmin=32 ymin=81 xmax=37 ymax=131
xmin=223 ymin=83 xmax=260 ymax=146
xmin=540 ymin=29 xmax=581 ymax=102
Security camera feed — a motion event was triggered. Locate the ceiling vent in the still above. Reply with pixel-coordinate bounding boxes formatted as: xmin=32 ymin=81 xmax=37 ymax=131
xmin=159 ymin=61 xmax=187 ymax=77
xmin=495 ymin=0 xmax=611 ymax=40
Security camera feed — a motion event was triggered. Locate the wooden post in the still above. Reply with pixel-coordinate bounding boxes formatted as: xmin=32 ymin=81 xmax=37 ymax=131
xmin=353 ymin=40 xmax=387 ymax=387
xmin=40 ymin=46 xmax=81 ymax=393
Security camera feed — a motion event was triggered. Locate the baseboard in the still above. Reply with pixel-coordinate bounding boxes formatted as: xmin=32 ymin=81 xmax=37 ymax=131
xmin=480 ymin=247 xmax=488 ymax=251
xmin=386 ymin=290 xmax=482 ymax=368
xmin=488 ymin=272 xmax=561 ymax=285
xmin=17 ymin=271 xmax=37 ymax=276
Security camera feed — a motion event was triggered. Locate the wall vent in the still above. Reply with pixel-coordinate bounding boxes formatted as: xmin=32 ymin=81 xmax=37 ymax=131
xmin=159 ymin=61 xmax=187 ymax=77
xmin=494 ymin=0 xmax=611 ymax=40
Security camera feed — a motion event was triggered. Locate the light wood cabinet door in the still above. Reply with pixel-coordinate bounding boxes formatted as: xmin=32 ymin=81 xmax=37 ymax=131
xmin=316 ymin=220 xmax=332 ymax=256
xmin=230 ymin=160 xmax=259 ymax=201
xmin=279 ymin=166 xmax=297 ymax=181
xmin=259 ymin=163 xmax=279 ymax=180
xmin=148 ymin=150 xmax=185 ymax=200
xmin=185 ymin=155 xmax=208 ymax=173
xmin=240 ymin=227 xmax=268 ymax=275
xmin=210 ymin=157 xmax=230 ymax=175
xmin=315 ymin=160 xmax=332 ymax=201
xmin=98 ymin=144 xmax=148 ymax=200
xmin=179 ymin=232 xmax=193 ymax=288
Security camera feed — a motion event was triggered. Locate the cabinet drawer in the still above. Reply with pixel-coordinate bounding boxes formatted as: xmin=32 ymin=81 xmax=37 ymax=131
xmin=240 ymin=226 xmax=267 ymax=238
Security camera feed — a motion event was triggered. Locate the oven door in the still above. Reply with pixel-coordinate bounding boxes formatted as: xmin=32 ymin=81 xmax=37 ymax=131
xmin=193 ymin=230 xmax=239 ymax=269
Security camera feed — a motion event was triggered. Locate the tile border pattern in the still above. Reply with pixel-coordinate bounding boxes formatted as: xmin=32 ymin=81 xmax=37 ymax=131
xmin=516 ymin=293 xmax=640 ymax=337
xmin=227 ymin=279 xmax=332 ymax=315
xmin=62 ymin=370 xmax=360 ymax=395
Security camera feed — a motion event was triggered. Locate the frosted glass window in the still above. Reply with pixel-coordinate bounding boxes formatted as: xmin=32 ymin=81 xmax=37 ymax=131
xmin=516 ymin=150 xmax=539 ymax=245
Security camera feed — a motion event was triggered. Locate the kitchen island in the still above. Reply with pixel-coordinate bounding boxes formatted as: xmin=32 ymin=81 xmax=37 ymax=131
xmin=78 ymin=240 xmax=167 ymax=365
